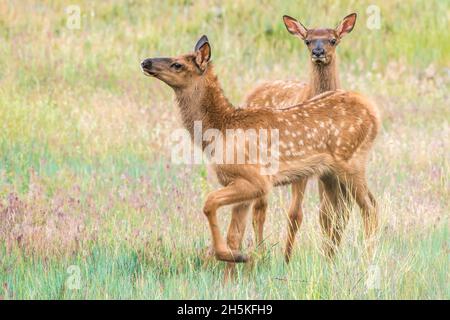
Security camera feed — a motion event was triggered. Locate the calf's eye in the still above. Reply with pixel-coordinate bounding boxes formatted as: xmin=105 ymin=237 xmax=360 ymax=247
xmin=171 ymin=63 xmax=183 ymax=70
xmin=330 ymin=39 xmax=337 ymax=45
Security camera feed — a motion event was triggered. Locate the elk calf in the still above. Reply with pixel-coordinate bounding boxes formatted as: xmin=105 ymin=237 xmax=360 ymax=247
xmin=141 ymin=36 xmax=379 ymax=276
xmin=245 ymin=13 xmax=358 ymax=261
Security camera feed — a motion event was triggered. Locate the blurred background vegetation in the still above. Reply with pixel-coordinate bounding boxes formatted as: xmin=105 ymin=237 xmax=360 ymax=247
xmin=0 ymin=0 xmax=448 ymax=299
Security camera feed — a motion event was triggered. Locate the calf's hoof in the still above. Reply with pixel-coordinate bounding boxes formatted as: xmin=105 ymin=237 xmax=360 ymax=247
xmin=215 ymin=250 xmax=248 ymax=263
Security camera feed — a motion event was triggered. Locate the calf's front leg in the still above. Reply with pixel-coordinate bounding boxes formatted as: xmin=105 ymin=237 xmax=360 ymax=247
xmin=224 ymin=202 xmax=251 ymax=282
xmin=203 ymin=178 xmax=269 ymax=263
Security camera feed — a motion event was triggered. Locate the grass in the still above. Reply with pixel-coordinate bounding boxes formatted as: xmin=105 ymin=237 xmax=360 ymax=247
xmin=0 ymin=0 xmax=449 ymax=299
xmin=1 ymin=224 xmax=447 ymax=299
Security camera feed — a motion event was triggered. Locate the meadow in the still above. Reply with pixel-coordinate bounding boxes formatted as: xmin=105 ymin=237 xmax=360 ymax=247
xmin=0 ymin=0 xmax=448 ymax=299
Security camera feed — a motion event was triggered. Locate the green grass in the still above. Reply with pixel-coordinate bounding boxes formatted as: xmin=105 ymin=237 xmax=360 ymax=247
xmin=1 ymin=224 xmax=447 ymax=299
xmin=0 ymin=0 xmax=449 ymax=299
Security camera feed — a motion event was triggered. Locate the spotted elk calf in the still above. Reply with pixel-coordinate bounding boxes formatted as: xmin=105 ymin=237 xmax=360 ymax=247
xmin=245 ymin=13 xmax=358 ymax=261
xmin=141 ymin=36 xmax=379 ymax=280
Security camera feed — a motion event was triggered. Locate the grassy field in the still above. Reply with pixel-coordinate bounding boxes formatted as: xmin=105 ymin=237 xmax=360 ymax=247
xmin=0 ymin=0 xmax=449 ymax=299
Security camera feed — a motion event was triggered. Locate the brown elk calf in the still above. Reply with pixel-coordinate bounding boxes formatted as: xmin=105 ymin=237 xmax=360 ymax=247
xmin=245 ymin=14 xmax=358 ymax=262
xmin=141 ymin=36 xmax=379 ymax=279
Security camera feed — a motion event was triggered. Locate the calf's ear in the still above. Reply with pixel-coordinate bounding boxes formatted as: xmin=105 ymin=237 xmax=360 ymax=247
xmin=194 ymin=35 xmax=211 ymax=71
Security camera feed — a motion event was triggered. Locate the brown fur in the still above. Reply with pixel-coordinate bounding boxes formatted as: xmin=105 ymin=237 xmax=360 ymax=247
xmin=141 ymin=35 xmax=379 ymax=280
xmin=244 ymin=14 xmax=359 ymax=261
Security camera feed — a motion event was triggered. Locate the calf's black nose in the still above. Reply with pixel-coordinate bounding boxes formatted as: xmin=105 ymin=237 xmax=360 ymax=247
xmin=141 ymin=59 xmax=152 ymax=69
xmin=312 ymin=48 xmax=325 ymax=57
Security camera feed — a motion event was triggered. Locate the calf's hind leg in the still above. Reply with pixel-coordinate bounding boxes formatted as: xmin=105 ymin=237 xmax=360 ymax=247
xmin=339 ymin=172 xmax=378 ymax=258
xmin=319 ymin=175 xmax=352 ymax=258
xmin=284 ymin=178 xmax=308 ymax=263
xmin=252 ymin=196 xmax=268 ymax=249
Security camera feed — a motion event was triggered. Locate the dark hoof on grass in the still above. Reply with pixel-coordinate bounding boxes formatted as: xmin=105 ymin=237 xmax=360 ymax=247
xmin=215 ymin=250 xmax=249 ymax=263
